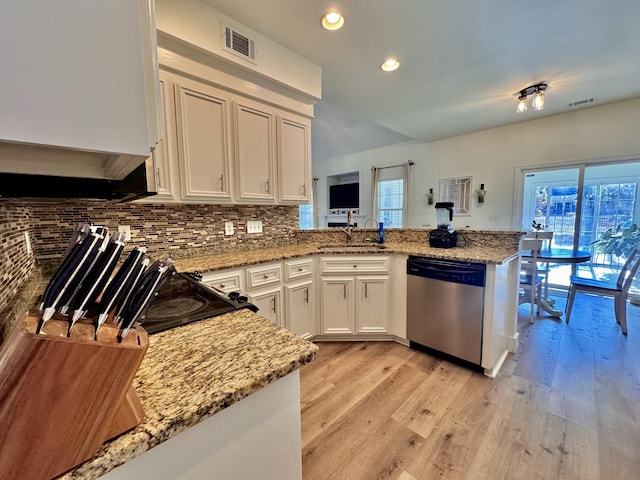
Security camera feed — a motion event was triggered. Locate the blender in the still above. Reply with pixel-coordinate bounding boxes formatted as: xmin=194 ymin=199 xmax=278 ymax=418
xmin=429 ymin=202 xmax=458 ymax=248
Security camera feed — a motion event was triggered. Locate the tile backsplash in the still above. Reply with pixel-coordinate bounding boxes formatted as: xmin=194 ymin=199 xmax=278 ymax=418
xmin=0 ymin=200 xmax=299 ymax=340
xmin=29 ymin=201 xmax=300 ymax=266
xmin=0 ymin=203 xmax=35 ymax=314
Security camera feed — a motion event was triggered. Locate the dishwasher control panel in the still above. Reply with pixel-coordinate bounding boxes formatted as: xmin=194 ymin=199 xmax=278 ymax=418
xmin=407 ymin=256 xmax=485 ymax=287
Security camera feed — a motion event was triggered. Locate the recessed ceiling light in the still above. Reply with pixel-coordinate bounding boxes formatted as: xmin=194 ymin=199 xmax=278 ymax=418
xmin=381 ymin=58 xmax=400 ymax=72
xmin=321 ymin=11 xmax=344 ymax=30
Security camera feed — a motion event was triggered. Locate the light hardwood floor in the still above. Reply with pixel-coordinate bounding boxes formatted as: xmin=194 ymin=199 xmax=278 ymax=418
xmin=300 ymin=295 xmax=640 ymax=479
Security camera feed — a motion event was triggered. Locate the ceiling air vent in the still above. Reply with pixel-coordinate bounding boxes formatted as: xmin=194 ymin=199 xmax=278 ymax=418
xmin=568 ymin=97 xmax=595 ymax=108
xmin=223 ymin=26 xmax=257 ymax=64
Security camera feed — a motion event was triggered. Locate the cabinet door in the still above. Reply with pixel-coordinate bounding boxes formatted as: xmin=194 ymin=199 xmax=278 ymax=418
xmin=320 ymin=277 xmax=355 ymax=335
xmin=234 ymin=101 xmax=276 ymax=203
xmin=284 ymin=280 xmax=315 ymax=339
xmin=174 ymin=83 xmax=232 ymax=202
xmin=277 ymin=114 xmax=311 ymax=204
xmin=356 ymin=276 xmax=389 ymax=334
xmin=142 ymin=75 xmax=178 ymax=202
xmin=250 ymin=287 xmax=282 ymax=326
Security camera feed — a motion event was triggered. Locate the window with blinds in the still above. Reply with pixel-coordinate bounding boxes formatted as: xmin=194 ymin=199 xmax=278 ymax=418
xmin=378 ymin=177 xmax=404 ymax=228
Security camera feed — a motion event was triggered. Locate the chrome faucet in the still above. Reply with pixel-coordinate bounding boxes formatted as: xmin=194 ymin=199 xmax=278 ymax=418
xmin=342 ymin=225 xmax=353 ymax=243
xmin=363 ymin=218 xmax=379 ymax=242
xmin=341 ymin=209 xmax=354 ymax=243
xmin=363 ymin=218 xmax=378 ymax=229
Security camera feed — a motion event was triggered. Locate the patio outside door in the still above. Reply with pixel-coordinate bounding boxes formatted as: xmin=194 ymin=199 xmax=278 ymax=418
xmin=521 ymin=161 xmax=640 ymax=291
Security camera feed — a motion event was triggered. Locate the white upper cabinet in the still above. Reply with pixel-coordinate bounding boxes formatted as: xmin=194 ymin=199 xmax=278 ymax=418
xmin=174 ymin=80 xmax=232 ymax=202
xmin=277 ymin=114 xmax=311 ymax=204
xmin=146 ymin=76 xmax=178 ymax=201
xmin=0 ymin=0 xmax=161 ymax=180
xmin=233 ymin=100 xmax=276 ymax=203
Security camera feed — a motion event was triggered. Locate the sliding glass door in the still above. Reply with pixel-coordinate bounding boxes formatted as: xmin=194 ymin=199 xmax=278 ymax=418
xmin=522 ymin=167 xmax=580 ymax=250
xmin=580 ymin=164 xmax=639 ymax=282
xmin=521 ymin=160 xmax=640 ymax=290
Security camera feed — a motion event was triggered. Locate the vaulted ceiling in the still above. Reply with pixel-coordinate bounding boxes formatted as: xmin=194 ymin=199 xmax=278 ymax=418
xmin=201 ymin=0 xmax=640 ymax=161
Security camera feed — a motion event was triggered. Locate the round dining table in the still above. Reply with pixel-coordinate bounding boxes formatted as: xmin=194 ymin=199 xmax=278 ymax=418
xmin=521 ymin=247 xmax=592 ymax=316
xmin=534 ymin=247 xmax=592 ymax=264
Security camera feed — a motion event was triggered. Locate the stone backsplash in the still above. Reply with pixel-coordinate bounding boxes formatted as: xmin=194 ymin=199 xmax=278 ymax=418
xmin=0 ymin=200 xmax=299 ymax=342
xmin=0 ymin=203 xmax=35 ymax=314
xmin=29 ymin=201 xmax=300 ymax=266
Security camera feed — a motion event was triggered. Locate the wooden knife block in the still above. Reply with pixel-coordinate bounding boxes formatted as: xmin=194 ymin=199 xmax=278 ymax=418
xmin=0 ymin=313 xmax=148 ymax=480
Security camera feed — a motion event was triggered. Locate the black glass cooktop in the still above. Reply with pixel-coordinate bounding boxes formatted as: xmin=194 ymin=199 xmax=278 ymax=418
xmin=143 ymin=273 xmax=257 ymax=334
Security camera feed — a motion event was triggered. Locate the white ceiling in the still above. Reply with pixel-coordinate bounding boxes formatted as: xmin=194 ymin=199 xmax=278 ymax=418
xmin=200 ymin=0 xmax=640 ymax=161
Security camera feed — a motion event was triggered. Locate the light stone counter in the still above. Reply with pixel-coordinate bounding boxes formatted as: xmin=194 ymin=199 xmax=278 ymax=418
xmin=56 ymin=228 xmax=521 ymax=477
xmin=173 ymin=239 xmax=519 ymax=274
xmin=59 ymin=310 xmax=318 ymax=479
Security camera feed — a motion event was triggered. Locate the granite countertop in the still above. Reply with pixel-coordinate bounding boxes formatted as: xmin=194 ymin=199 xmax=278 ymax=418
xmin=173 ymin=240 xmax=519 ymax=274
xmin=59 ymin=310 xmax=318 ymax=479
xmin=53 ymin=230 xmax=518 ymax=478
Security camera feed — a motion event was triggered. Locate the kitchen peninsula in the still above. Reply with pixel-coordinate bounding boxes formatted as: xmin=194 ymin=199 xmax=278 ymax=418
xmin=172 ymin=227 xmax=523 ymax=379
xmin=58 ymin=310 xmax=317 ymax=479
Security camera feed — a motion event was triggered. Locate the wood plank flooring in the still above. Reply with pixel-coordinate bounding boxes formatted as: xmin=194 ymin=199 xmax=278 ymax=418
xmin=300 ymin=295 xmax=640 ymax=479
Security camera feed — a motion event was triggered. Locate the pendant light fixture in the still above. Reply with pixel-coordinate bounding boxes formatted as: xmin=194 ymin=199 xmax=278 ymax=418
xmin=515 ymin=82 xmax=548 ymax=113
xmin=516 ymin=94 xmax=527 ymax=113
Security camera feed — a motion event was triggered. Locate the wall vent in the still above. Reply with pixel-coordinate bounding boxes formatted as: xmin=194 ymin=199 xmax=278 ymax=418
xmin=223 ymin=26 xmax=257 ymax=64
xmin=568 ymin=97 xmax=595 ymax=107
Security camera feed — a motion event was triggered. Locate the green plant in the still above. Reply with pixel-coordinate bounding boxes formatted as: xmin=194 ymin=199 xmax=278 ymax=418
xmin=592 ymin=223 xmax=640 ymax=258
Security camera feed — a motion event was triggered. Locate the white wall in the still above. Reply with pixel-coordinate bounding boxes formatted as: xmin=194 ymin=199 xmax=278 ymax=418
xmin=314 ymin=98 xmax=640 ymax=229
xmin=155 ymin=0 xmax=321 ymax=100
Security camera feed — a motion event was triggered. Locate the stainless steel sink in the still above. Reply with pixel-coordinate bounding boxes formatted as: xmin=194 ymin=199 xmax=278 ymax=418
xmin=317 ymin=244 xmax=387 ymax=251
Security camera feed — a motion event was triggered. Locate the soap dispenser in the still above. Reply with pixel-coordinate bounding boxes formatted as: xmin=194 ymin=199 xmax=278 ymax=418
xmin=378 ymin=222 xmax=384 ymax=244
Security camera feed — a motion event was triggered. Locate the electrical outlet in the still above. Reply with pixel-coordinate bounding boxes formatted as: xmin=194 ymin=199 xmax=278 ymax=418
xmin=224 ymin=222 xmax=234 ymax=236
xmin=247 ymin=220 xmax=263 ymax=234
xmin=24 ymin=232 xmax=32 ymax=255
xmin=118 ymin=225 xmax=132 ymax=241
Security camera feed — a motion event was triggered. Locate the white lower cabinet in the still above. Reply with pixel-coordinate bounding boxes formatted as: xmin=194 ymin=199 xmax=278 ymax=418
xmin=200 ymin=269 xmax=244 ymax=294
xmin=319 ymin=256 xmax=390 ymax=337
xmin=284 ymin=280 xmax=314 ymax=339
xmin=355 ymin=276 xmax=389 ymax=334
xmin=246 ymin=262 xmax=283 ymax=326
xmin=250 ymin=287 xmax=283 ymax=326
xmin=320 ymin=277 xmax=356 ymax=335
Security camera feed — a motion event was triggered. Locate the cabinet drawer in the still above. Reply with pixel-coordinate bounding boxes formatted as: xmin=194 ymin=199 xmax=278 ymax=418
xmin=321 ymin=256 xmax=390 ymax=274
xmin=201 ymin=270 xmax=243 ymax=293
xmin=284 ymin=258 xmax=313 ymax=281
xmin=246 ymin=263 xmax=283 ymax=290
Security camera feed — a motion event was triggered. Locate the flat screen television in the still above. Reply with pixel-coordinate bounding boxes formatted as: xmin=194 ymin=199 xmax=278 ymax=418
xmin=329 ymin=183 xmax=359 ymax=209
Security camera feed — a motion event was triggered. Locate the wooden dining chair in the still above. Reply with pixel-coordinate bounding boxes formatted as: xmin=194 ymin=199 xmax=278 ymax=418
xmin=524 ymin=231 xmax=554 ymax=298
xmin=565 ymin=248 xmax=640 ymax=334
xmin=519 ymin=238 xmax=544 ymax=323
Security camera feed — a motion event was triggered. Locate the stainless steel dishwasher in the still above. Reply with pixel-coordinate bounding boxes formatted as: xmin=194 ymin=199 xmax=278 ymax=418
xmin=406 ymin=256 xmax=485 ymax=366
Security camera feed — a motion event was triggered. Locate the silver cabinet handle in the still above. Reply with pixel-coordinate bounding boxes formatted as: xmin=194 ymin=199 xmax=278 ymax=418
xmin=156 ymin=167 xmax=162 ymax=189
xmin=298 ymin=267 xmax=303 ymax=272
xmin=220 ymin=283 xmax=225 ymax=288
xmin=365 ymin=283 xmax=368 ymax=298
xmin=353 ymin=264 xmax=357 ymax=268
xmin=263 ymin=274 xmax=269 ymax=279
xmin=301 ymin=183 xmax=306 ymax=195
xmin=265 ymin=178 xmax=270 ymax=194
xmin=343 ymin=284 xmax=347 ymax=299
xmin=304 ymin=287 xmax=309 ymax=303
xmin=271 ymin=296 xmax=276 ymax=313
xmin=219 ymin=174 xmax=224 ymax=190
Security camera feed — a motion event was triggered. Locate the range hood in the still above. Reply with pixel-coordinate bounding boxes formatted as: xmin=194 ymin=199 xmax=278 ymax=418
xmin=0 ymin=154 xmax=158 ymax=202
